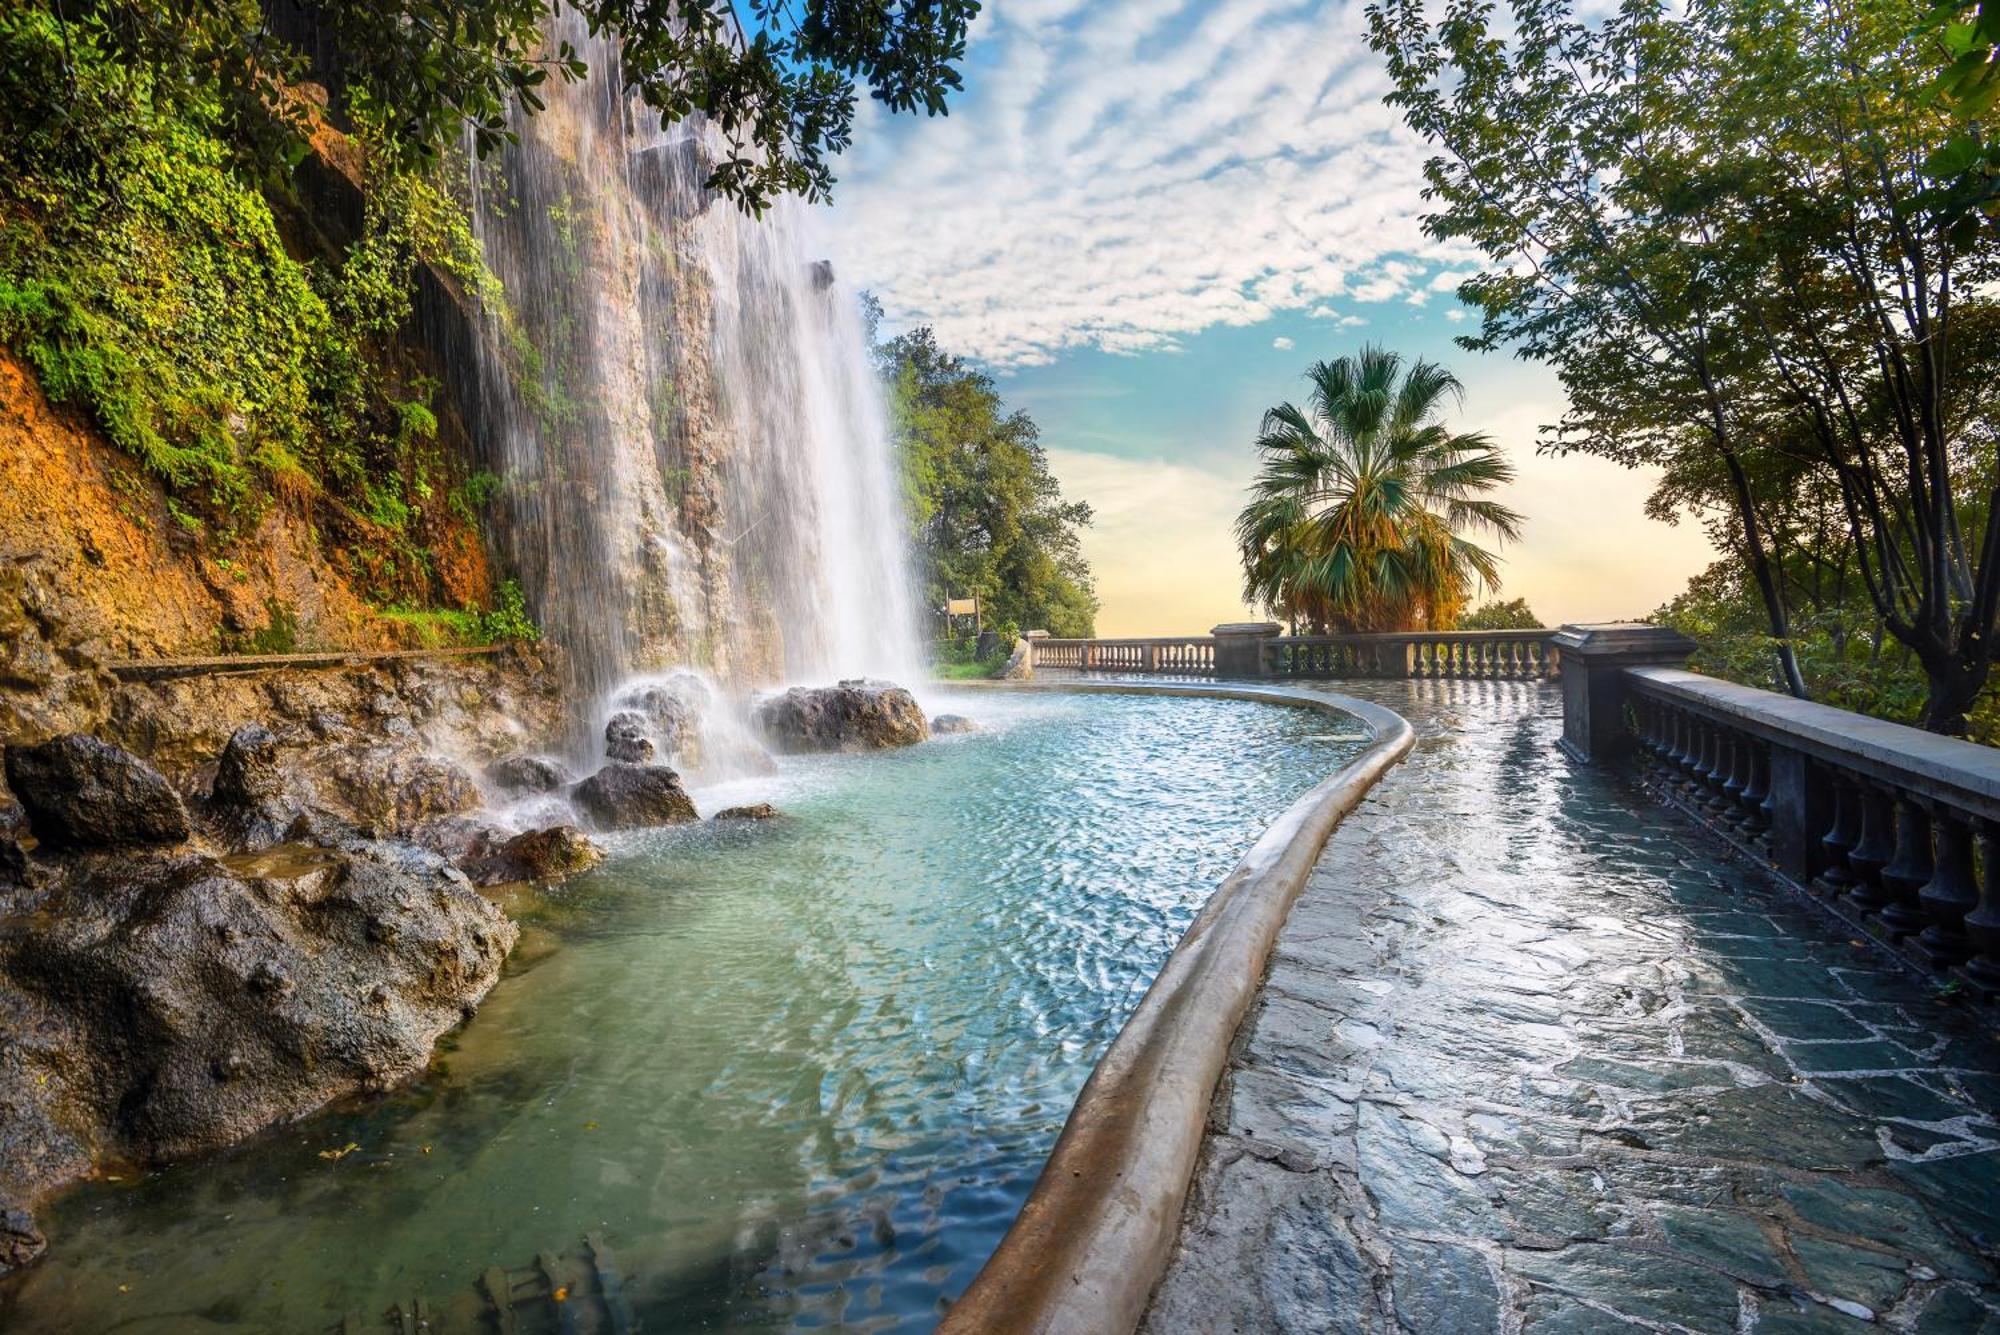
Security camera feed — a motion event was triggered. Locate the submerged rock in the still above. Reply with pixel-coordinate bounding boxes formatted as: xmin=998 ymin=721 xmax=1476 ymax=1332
xmin=2 ymin=734 xmax=191 ymax=849
xmin=572 ymin=763 xmax=699 ymax=830
xmin=484 ymin=753 xmax=574 ymax=797
xmin=753 ymin=680 xmax=929 ymax=754
xmin=1 ymin=1206 xmax=43 ymax=1270
xmin=931 ymin=714 xmax=979 ymax=735
xmin=713 ymin=803 xmax=781 ymax=821
xmin=604 ymin=711 xmax=656 ymax=764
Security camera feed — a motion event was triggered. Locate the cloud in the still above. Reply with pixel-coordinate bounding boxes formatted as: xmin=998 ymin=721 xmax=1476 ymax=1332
xmin=824 ymin=0 xmax=1470 ymax=366
xmin=1045 ymin=448 xmax=1258 ymax=634
xmin=1272 ymin=336 xmax=1295 ymax=350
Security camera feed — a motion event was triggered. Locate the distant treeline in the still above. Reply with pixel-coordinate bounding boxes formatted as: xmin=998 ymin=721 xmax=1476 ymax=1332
xmin=871 ymin=317 xmax=1098 ymax=641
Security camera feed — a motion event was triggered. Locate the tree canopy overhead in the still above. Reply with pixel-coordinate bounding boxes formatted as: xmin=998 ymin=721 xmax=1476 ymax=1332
xmin=56 ymin=0 xmax=977 ymax=211
xmin=1236 ymin=347 xmax=1522 ymax=634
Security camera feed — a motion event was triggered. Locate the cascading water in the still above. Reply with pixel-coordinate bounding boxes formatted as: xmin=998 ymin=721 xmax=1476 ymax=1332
xmin=453 ymin=14 xmax=922 ymax=755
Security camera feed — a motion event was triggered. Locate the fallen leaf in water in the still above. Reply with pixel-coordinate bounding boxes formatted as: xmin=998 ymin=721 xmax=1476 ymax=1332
xmin=421 ymin=1145 xmax=432 ymax=1155
xmin=117 ymin=1285 xmax=129 ymax=1294
xmin=317 ymin=1142 xmax=360 ymax=1161
xmin=583 ymin=1121 xmax=599 ymax=1130
xmin=553 ymin=1286 xmax=569 ymax=1302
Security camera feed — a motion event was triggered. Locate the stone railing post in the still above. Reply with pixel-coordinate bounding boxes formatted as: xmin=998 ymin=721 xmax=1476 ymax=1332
xmin=1210 ymin=622 xmax=1281 ymax=679
xmin=1549 ymin=623 xmax=1697 ymax=764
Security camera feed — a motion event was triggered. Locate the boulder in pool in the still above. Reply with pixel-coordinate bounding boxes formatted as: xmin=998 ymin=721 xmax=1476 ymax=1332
xmin=931 ymin=714 xmax=979 ymax=735
xmin=572 ymin=763 xmax=699 ymax=830
xmin=0 ymin=833 xmax=516 ymax=1252
xmin=753 ymin=680 xmax=929 ymax=754
xmin=484 ymin=753 xmax=574 ymax=797
xmin=3 ymin=734 xmax=190 ymax=849
xmin=461 ymin=825 xmax=604 ymax=886
xmin=613 ymin=675 xmax=707 ymax=763
xmin=603 ymin=711 xmax=656 ymax=764
xmin=713 ymin=803 xmax=781 ymax=821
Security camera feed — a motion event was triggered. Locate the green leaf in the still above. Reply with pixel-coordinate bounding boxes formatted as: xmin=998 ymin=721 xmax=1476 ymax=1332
xmin=1926 ymin=134 xmax=1985 ymax=177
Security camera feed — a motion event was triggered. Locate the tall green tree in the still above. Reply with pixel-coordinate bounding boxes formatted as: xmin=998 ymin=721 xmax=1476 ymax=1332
xmin=878 ymin=328 xmax=1098 ymax=638
xmin=1235 ymin=347 xmax=1522 ymax=634
xmin=1370 ymin=0 xmax=2000 ymax=731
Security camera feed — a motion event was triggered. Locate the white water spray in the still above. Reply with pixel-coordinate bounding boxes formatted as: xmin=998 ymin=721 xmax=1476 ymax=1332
xmin=455 ymin=14 xmax=923 ymax=751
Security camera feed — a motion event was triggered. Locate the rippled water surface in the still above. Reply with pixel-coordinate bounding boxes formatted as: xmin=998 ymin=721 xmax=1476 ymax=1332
xmin=4 ymin=690 xmax=1358 ymax=1333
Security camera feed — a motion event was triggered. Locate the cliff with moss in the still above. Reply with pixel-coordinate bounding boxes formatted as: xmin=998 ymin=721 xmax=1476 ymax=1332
xmin=0 ymin=10 xmax=518 ymax=660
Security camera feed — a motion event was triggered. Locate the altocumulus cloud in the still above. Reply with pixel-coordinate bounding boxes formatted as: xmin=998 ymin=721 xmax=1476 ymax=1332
xmin=826 ymin=0 xmax=1474 ymax=367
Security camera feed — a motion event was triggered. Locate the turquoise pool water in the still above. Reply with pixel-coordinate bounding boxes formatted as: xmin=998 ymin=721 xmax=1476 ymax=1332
xmin=2 ymin=689 xmax=1360 ymax=1333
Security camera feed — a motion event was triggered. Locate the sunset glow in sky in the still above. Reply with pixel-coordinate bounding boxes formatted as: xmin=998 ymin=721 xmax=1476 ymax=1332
xmin=825 ymin=0 xmax=1716 ymax=634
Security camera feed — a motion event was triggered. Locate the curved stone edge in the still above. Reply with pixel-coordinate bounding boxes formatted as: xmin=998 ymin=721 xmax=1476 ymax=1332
xmin=935 ymin=678 xmax=1417 ymax=1335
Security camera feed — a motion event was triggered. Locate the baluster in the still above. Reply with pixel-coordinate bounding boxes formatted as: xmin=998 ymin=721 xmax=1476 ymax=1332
xmin=1687 ymin=720 xmax=1718 ymax=799
xmin=1877 ymin=794 xmax=1934 ymax=938
xmin=1738 ymin=740 xmax=1770 ymax=833
xmin=1960 ymin=819 xmax=2000 ymax=990
xmin=1912 ymin=807 xmax=1977 ymax=968
xmin=1664 ymin=707 xmax=1696 ymax=783
xmin=1643 ymin=699 xmax=1670 ymax=775
xmin=1715 ymin=729 xmax=1746 ymax=816
xmin=1817 ymin=776 xmax=1863 ymax=894
xmin=1843 ymin=782 xmax=1898 ymax=916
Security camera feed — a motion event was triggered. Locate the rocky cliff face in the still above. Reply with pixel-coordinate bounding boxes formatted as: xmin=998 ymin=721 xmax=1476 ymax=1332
xmin=0 ymin=353 xmax=493 ymax=664
xmin=0 ymin=564 xmax=579 ymax=1275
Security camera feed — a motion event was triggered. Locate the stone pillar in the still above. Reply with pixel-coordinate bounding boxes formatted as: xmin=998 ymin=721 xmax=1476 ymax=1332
xmin=1764 ymin=744 xmax=1827 ymax=880
xmin=1210 ymin=622 xmax=1281 ymax=679
xmin=1549 ymin=623 xmax=1698 ymax=765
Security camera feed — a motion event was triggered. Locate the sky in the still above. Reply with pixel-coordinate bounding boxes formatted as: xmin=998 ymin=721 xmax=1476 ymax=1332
xmin=821 ymin=0 xmax=1716 ymax=637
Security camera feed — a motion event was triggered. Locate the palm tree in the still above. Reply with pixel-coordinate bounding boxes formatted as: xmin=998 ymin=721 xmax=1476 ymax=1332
xmin=1236 ymin=346 xmax=1523 ymax=633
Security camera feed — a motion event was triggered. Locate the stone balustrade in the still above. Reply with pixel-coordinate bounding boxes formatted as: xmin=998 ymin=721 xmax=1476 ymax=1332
xmin=1030 ymin=637 xmax=1217 ymax=674
xmin=1027 ymin=625 xmax=1556 ymax=681
xmin=1266 ymin=629 xmax=1553 ymax=680
xmin=1553 ymin=622 xmax=2000 ymax=995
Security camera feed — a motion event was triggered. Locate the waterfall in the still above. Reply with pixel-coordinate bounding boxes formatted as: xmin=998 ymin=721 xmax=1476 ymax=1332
xmin=453 ymin=15 xmax=922 ymax=743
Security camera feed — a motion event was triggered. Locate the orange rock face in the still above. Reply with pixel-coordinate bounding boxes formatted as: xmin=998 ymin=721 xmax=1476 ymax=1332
xmin=0 ymin=352 xmax=491 ymax=659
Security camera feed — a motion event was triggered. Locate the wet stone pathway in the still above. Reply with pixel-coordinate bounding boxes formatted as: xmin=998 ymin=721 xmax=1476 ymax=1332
xmin=1143 ymin=681 xmax=2000 ymax=1334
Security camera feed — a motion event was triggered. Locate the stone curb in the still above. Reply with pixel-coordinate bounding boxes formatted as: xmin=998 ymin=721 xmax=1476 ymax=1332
xmin=935 ymin=679 xmax=1417 ymax=1334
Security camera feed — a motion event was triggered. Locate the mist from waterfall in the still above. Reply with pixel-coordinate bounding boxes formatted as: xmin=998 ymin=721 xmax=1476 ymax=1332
xmin=455 ymin=13 xmax=923 ymax=741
